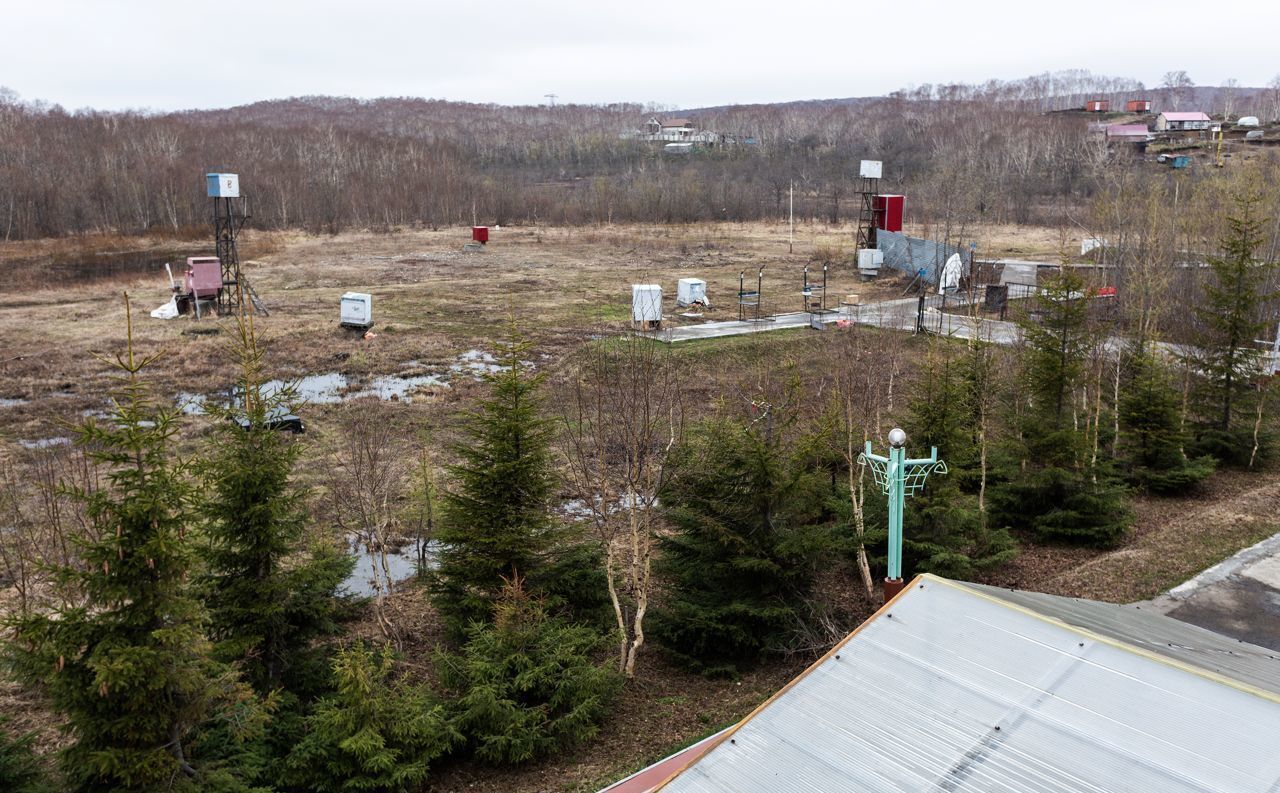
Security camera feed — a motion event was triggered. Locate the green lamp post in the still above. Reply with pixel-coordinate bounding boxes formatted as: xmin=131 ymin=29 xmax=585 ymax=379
xmin=858 ymin=428 xmax=947 ymax=602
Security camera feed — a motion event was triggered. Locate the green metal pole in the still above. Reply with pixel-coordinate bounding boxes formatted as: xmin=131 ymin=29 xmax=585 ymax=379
xmin=887 ymin=445 xmax=904 ymax=581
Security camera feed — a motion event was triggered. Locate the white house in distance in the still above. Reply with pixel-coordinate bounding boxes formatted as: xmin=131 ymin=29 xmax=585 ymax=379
xmin=1156 ymin=111 xmax=1212 ymax=131
xmin=643 ymin=117 xmax=696 ymax=140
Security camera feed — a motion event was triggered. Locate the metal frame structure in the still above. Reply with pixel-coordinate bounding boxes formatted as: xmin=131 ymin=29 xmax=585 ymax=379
xmin=213 ymin=194 xmax=249 ymax=314
xmin=858 ymin=429 xmax=947 ymax=601
xmin=855 ymin=175 xmax=882 ymax=253
xmin=738 ymin=266 xmax=771 ymax=322
xmin=801 ymin=264 xmax=832 ymax=314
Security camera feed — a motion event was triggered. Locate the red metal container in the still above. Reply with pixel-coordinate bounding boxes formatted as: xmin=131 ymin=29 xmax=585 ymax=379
xmin=471 ymin=226 xmax=489 ymax=244
xmin=874 ymin=195 xmax=904 ymax=233
xmin=1126 ymin=99 xmax=1152 ymax=113
xmin=184 ymin=257 xmax=222 ymax=298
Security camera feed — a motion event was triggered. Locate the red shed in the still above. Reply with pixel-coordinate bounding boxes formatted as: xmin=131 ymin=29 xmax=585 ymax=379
xmin=471 ymin=226 xmax=489 ymax=244
xmin=874 ymin=195 xmax=904 ymax=233
xmin=1126 ymin=99 xmax=1152 ymax=113
xmin=1085 ymin=100 xmax=1110 ymax=112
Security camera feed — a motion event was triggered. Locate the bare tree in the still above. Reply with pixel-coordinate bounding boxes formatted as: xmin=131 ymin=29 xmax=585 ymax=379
xmin=827 ymin=324 xmax=903 ymax=600
xmin=325 ymin=403 xmax=408 ymax=644
xmin=1161 ymin=71 xmax=1195 ymax=111
xmin=559 ymin=332 xmax=682 ymax=678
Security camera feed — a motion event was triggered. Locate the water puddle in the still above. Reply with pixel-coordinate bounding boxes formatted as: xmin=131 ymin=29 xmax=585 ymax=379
xmin=262 ymin=373 xmax=350 ymax=404
xmin=450 ymin=349 xmax=516 ymax=380
xmin=347 ymin=373 xmax=448 ymax=402
xmin=341 ymin=539 xmax=439 ymax=597
xmin=18 ymin=437 xmax=72 ymax=450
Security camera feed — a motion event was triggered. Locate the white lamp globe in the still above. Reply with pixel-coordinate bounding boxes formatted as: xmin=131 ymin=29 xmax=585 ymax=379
xmin=888 ymin=428 xmax=907 ymax=448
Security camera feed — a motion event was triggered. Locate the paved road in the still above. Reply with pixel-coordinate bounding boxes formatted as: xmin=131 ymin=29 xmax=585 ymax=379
xmin=1144 ymin=531 xmax=1280 ymax=652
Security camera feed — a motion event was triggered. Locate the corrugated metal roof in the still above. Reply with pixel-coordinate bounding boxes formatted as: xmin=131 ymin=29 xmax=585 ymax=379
xmin=1161 ymin=111 xmax=1211 ymax=121
xmin=654 ymin=574 xmax=1280 ymax=792
xmin=957 ymin=580 xmax=1280 ymax=698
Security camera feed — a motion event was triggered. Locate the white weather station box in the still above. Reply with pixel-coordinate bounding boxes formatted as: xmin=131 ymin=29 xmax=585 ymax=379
xmin=631 ymin=284 xmax=663 ymax=327
xmin=340 ymin=292 xmax=373 ymax=329
xmin=206 ymin=173 xmax=240 ymax=198
xmin=859 ymin=160 xmax=883 ymax=179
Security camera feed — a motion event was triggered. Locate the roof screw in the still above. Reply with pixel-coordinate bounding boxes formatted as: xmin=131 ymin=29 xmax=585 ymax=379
xmin=1078 ymin=642 xmax=1084 ymax=647
xmin=835 ymin=654 xmax=841 ymax=660
xmin=887 ymin=613 xmax=893 ymax=618
xmin=730 ymin=739 xmax=736 ymax=745
xmin=994 ymin=726 xmax=1001 ymax=731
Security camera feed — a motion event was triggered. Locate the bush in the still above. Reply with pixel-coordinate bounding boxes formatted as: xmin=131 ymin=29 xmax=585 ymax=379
xmin=437 ymin=579 xmax=622 ymax=765
xmin=284 ymin=642 xmax=460 ymax=793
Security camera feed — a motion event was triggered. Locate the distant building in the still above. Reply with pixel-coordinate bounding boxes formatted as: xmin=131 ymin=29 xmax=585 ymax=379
xmin=625 ymin=117 xmax=738 ymax=148
xmin=1156 ymin=111 xmax=1212 ymax=131
xmin=1106 ymin=123 xmax=1151 ymax=143
xmin=1126 ymin=99 xmax=1153 ymax=113
xmin=643 ymin=117 xmax=696 ymax=139
xmin=1085 ymin=99 xmax=1110 ymax=112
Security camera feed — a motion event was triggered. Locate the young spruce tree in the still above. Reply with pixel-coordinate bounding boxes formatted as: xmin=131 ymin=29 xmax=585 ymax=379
xmin=1119 ymin=345 xmax=1216 ymax=493
xmin=283 ymin=642 xmax=460 ymax=793
xmin=199 ymin=311 xmax=353 ymax=697
xmin=902 ymin=343 xmax=1016 ymax=578
xmin=5 ymin=298 xmax=264 ymax=792
xmin=430 ymin=330 xmax=604 ymax=637
xmin=651 ymin=403 xmax=833 ymax=677
xmin=991 ymin=273 xmax=1132 ymax=546
xmin=436 ymin=577 xmax=622 ymax=765
xmin=1190 ymin=192 xmax=1278 ymax=466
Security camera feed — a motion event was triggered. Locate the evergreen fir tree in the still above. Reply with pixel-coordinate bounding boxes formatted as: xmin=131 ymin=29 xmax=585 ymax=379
xmin=430 ymin=330 xmax=604 ymax=637
xmin=5 ymin=299 xmax=265 ymax=792
xmin=436 ymin=577 xmax=622 ymax=765
xmin=199 ymin=312 xmax=353 ymax=697
xmin=1119 ymin=346 xmax=1216 ymax=493
xmin=650 ymin=407 xmax=833 ymax=677
xmin=0 ymin=717 xmax=55 ymax=793
xmin=283 ymin=642 xmax=460 ymax=793
xmin=902 ymin=344 xmax=1016 ymax=578
xmin=991 ymin=274 xmax=1132 ymax=546
xmin=1191 ymin=192 xmax=1278 ymax=465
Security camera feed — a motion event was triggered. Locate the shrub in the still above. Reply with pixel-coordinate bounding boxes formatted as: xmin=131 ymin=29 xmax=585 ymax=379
xmin=437 ymin=579 xmax=622 ymax=764
xmin=284 ymin=642 xmax=460 ymax=793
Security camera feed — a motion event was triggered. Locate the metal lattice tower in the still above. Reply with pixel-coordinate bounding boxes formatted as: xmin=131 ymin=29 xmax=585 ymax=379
xmin=213 ymin=195 xmax=248 ymax=314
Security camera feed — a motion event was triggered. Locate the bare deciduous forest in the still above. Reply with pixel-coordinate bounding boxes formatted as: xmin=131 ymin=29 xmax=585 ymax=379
xmin=3 ymin=70 xmax=1277 ymax=240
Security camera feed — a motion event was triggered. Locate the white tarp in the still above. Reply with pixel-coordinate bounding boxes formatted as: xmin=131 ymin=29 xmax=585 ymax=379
xmin=150 ymin=299 xmax=179 ymax=320
xmin=940 ymin=253 xmax=963 ymax=291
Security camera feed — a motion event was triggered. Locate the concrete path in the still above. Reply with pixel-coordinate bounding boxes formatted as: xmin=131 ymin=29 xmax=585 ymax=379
xmin=1143 ymin=531 xmax=1280 ymax=652
xmin=649 ymin=294 xmax=1025 ymax=345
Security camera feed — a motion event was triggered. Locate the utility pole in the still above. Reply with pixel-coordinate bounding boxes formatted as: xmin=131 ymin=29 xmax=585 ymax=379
xmin=544 ymin=93 xmax=558 ymax=107
xmin=789 ymin=181 xmax=794 ymax=254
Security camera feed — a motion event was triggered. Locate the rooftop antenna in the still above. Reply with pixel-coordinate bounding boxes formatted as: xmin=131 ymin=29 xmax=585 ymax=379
xmin=544 ymin=93 xmax=558 ymax=107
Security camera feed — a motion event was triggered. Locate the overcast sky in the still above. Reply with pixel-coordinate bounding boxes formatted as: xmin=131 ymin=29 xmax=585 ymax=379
xmin=4 ymin=0 xmax=1277 ymax=111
